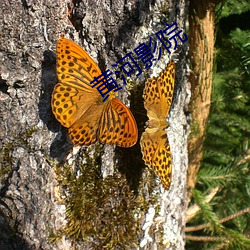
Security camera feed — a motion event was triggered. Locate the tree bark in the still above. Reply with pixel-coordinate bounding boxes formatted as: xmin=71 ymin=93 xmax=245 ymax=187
xmin=187 ymin=0 xmax=220 ymax=204
xmin=0 ymin=0 xmax=189 ymax=249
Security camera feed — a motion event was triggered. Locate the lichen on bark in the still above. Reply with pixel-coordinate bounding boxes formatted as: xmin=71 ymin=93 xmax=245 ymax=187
xmin=0 ymin=1 xmax=189 ymax=249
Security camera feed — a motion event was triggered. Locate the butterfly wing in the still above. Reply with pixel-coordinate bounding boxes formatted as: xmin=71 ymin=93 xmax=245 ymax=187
xmin=52 ymin=38 xmax=138 ymax=147
xmin=68 ymin=103 xmax=104 ymax=145
xmin=143 ymin=60 xmax=175 ymax=120
xmin=140 ymin=128 xmax=172 ymax=190
xmin=52 ymin=38 xmax=103 ymax=129
xmin=140 ymin=61 xmax=175 ymax=189
xmin=98 ymin=98 xmax=138 ymax=147
xmin=56 ymin=38 xmax=101 ymax=90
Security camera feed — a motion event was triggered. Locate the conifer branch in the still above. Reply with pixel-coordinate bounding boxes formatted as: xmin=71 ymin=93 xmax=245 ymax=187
xmin=186 ymin=187 xmax=219 ymax=222
xmin=236 ymin=149 xmax=250 ymax=168
xmin=186 ymin=206 xmax=250 ymax=232
xmin=185 ymin=235 xmax=227 ymax=242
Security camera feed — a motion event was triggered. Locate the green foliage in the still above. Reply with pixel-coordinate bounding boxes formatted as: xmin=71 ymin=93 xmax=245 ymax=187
xmin=192 ymin=189 xmax=224 ymax=233
xmin=187 ymin=2 xmax=250 ymax=249
xmin=218 ymin=0 xmax=250 ymax=17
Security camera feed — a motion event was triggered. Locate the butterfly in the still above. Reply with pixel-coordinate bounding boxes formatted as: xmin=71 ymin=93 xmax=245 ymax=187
xmin=140 ymin=61 xmax=175 ymax=189
xmin=51 ymin=38 xmax=138 ymax=147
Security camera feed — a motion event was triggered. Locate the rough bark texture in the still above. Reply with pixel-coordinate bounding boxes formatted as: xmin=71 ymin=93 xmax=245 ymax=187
xmin=0 ymin=0 xmax=189 ymax=249
xmin=187 ymin=0 xmax=219 ymax=203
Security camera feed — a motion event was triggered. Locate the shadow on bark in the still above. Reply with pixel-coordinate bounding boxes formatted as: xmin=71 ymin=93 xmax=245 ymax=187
xmin=39 ymin=50 xmax=73 ymax=161
xmin=0 ymin=210 xmax=32 ymax=250
xmin=116 ymin=81 xmax=147 ymax=191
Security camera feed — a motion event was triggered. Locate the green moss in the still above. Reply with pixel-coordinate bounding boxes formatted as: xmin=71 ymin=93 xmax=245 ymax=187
xmin=189 ymin=119 xmax=202 ymax=139
xmin=0 ymin=126 xmax=38 ymax=178
xmin=51 ymin=153 xmax=155 ymax=248
xmin=25 ymin=126 xmax=38 ymax=138
xmin=0 ymin=144 xmax=13 ymax=178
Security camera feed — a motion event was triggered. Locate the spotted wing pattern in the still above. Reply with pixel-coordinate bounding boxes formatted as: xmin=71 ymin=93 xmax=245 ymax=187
xmin=52 ymin=38 xmax=138 ymax=147
xmin=140 ymin=61 xmax=175 ymax=189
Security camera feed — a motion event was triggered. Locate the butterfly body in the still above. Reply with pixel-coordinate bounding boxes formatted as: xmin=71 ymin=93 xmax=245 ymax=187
xmin=140 ymin=61 xmax=175 ymax=190
xmin=52 ymin=38 xmax=138 ymax=147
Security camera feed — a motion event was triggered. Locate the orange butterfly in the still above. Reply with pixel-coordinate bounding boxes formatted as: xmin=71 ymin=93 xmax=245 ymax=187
xmin=140 ymin=61 xmax=175 ymax=189
xmin=51 ymin=38 xmax=138 ymax=147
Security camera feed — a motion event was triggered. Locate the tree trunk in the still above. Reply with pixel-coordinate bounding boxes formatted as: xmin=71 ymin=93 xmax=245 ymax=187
xmin=0 ymin=1 xmax=189 ymax=249
xmin=187 ymin=0 xmax=220 ymax=204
